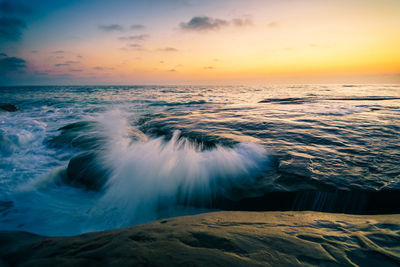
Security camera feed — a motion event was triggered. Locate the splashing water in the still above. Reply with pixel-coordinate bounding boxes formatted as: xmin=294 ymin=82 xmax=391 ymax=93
xmin=1 ymin=111 xmax=270 ymax=236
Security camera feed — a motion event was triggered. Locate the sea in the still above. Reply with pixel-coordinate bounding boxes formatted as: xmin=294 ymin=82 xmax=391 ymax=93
xmin=0 ymin=84 xmax=399 ymax=236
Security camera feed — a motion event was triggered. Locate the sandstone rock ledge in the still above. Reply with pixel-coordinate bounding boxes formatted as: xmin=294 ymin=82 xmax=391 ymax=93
xmin=1 ymin=211 xmax=400 ymax=266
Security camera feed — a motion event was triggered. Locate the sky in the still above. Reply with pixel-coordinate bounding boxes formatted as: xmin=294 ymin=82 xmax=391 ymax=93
xmin=0 ymin=0 xmax=399 ymax=85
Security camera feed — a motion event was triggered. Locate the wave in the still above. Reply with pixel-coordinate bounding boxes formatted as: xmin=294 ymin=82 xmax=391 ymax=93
xmin=259 ymin=96 xmax=400 ymax=104
xmin=0 ymin=111 xmax=271 ymax=235
xmin=149 ymin=100 xmax=208 ymax=106
xmin=84 ymin=111 xmax=270 ymax=229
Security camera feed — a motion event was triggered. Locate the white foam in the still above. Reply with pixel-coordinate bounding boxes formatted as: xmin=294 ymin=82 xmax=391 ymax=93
xmin=83 ymin=110 xmax=270 ymax=230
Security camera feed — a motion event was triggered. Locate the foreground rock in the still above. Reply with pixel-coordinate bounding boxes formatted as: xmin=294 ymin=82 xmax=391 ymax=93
xmin=1 ymin=211 xmax=400 ymax=266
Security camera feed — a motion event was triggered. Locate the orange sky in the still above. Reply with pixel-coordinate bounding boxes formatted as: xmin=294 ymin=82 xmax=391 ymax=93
xmin=1 ymin=0 xmax=400 ymax=85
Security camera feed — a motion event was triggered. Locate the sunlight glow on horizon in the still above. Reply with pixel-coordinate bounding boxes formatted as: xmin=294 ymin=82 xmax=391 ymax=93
xmin=1 ymin=0 xmax=399 ymax=85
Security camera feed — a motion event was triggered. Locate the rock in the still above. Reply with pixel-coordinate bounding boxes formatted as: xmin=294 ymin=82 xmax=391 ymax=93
xmin=46 ymin=121 xmax=101 ymax=149
xmin=64 ymin=151 xmax=109 ymax=191
xmin=0 ymin=103 xmax=19 ymax=112
xmin=47 ymin=120 xmax=147 ymax=150
xmin=1 ymin=211 xmax=400 ymax=266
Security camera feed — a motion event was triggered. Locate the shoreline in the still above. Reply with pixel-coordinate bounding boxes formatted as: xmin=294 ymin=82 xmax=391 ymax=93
xmin=1 ymin=211 xmax=400 ymax=266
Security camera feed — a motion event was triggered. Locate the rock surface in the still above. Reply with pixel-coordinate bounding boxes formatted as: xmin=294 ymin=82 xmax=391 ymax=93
xmin=64 ymin=151 xmax=109 ymax=191
xmin=1 ymin=211 xmax=400 ymax=266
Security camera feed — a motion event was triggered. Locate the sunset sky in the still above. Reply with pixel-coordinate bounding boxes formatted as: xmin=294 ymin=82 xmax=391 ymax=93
xmin=1 ymin=0 xmax=399 ymax=85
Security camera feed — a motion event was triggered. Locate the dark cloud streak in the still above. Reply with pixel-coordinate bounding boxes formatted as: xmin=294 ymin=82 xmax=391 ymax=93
xmin=98 ymin=24 xmax=124 ymax=32
xmin=0 ymin=17 xmax=26 ymax=41
xmin=118 ymin=34 xmax=149 ymax=41
xmin=0 ymin=0 xmax=31 ymax=15
xmin=0 ymin=55 xmax=26 ymax=74
xmin=180 ymin=16 xmax=228 ymax=31
xmin=131 ymin=24 xmax=145 ymax=30
xmin=158 ymin=47 xmax=178 ymax=52
xmin=180 ymin=16 xmax=253 ymax=32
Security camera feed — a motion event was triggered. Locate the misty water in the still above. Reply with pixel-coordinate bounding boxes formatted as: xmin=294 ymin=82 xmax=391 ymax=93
xmin=0 ymin=84 xmax=399 ymax=236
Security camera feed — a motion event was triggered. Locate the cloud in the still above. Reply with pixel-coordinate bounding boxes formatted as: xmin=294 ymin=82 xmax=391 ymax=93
xmin=65 ymin=60 xmax=79 ymax=64
xmin=53 ymin=50 xmax=64 ymax=54
xmin=0 ymin=0 xmax=31 ymax=15
xmin=93 ymin=66 xmax=114 ymax=71
xmin=98 ymin=24 xmax=123 ymax=32
xmin=268 ymin=22 xmax=278 ymax=27
xmin=179 ymin=16 xmax=253 ymax=32
xmin=0 ymin=17 xmax=26 ymax=41
xmin=69 ymin=69 xmax=82 ymax=72
xmin=118 ymin=34 xmax=149 ymax=41
xmin=128 ymin=44 xmax=142 ymax=48
xmin=232 ymin=18 xmax=252 ymax=27
xmin=131 ymin=24 xmax=145 ymax=30
xmin=158 ymin=47 xmax=178 ymax=52
xmin=54 ymin=63 xmax=69 ymax=67
xmin=167 ymin=69 xmax=177 ymax=72
xmin=180 ymin=16 xmax=228 ymax=31
xmin=0 ymin=56 xmax=26 ymax=73
xmin=0 ymin=52 xmax=7 ymax=56
xmin=31 ymin=50 xmax=38 ymax=54
xmin=204 ymin=66 xmax=215 ymax=70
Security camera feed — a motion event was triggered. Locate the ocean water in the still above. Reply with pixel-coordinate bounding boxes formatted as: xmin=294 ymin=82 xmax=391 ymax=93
xmin=0 ymin=84 xmax=399 ymax=236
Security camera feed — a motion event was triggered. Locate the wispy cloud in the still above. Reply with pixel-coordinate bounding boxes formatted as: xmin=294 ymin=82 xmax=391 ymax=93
xmin=232 ymin=18 xmax=252 ymax=27
xmin=268 ymin=22 xmax=278 ymax=28
xmin=204 ymin=66 xmax=215 ymax=70
xmin=53 ymin=50 xmax=64 ymax=54
xmin=93 ymin=66 xmax=114 ymax=71
xmin=65 ymin=60 xmax=79 ymax=64
xmin=167 ymin=69 xmax=177 ymax=72
xmin=54 ymin=63 xmax=69 ymax=67
xmin=98 ymin=24 xmax=124 ymax=32
xmin=131 ymin=24 xmax=145 ymax=30
xmin=118 ymin=34 xmax=149 ymax=41
xmin=158 ymin=47 xmax=178 ymax=52
xmin=0 ymin=17 xmax=26 ymax=41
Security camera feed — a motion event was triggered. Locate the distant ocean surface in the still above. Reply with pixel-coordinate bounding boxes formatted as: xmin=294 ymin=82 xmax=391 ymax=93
xmin=1 ymin=85 xmax=399 ymax=236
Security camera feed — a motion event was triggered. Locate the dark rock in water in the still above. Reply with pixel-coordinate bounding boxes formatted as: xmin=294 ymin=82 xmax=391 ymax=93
xmin=47 ymin=120 xmax=147 ymax=150
xmin=64 ymin=151 xmax=109 ymax=191
xmin=48 ymin=120 xmax=147 ymax=190
xmin=0 ymin=200 xmax=13 ymax=213
xmin=0 ymin=103 xmax=19 ymax=112
xmin=46 ymin=121 xmax=102 ymax=149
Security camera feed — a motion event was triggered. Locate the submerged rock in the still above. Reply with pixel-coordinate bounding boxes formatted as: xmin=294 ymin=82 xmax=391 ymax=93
xmin=0 ymin=103 xmax=19 ymax=112
xmin=64 ymin=151 xmax=109 ymax=191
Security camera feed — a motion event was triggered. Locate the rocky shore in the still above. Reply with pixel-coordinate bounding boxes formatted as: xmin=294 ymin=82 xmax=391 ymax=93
xmin=1 ymin=211 xmax=400 ymax=266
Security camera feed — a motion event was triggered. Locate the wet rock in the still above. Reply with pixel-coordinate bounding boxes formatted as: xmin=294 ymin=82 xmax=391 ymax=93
xmin=0 ymin=103 xmax=19 ymax=112
xmin=47 ymin=120 xmax=147 ymax=150
xmin=64 ymin=151 xmax=109 ymax=191
xmin=46 ymin=121 xmax=101 ymax=149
